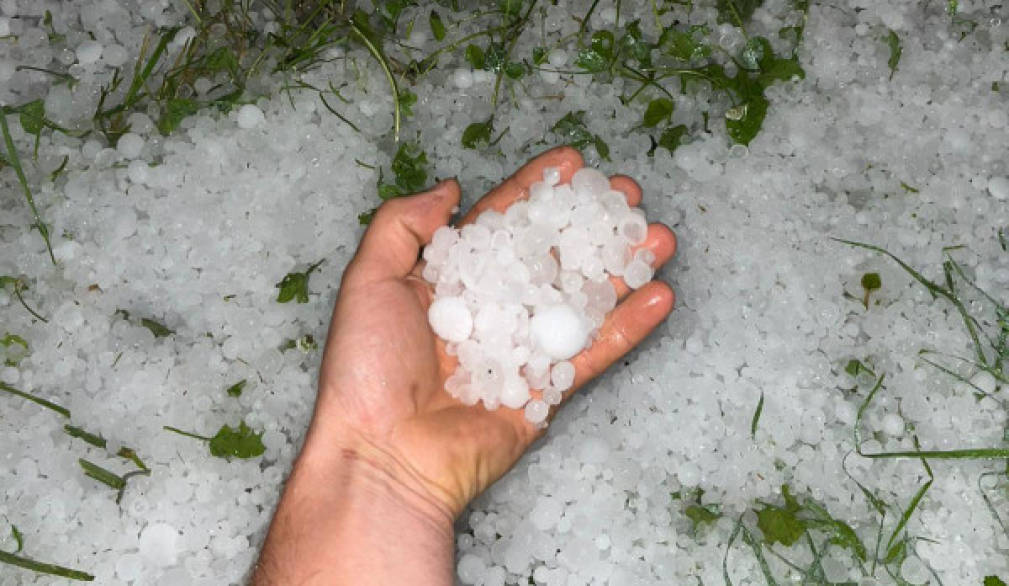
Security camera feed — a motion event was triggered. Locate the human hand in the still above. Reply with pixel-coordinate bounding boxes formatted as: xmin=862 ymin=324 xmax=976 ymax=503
xmin=312 ymin=146 xmax=676 ymax=516
xmin=253 ymin=147 xmax=676 ymax=584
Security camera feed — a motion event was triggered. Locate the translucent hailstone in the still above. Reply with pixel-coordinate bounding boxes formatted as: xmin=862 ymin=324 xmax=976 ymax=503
xmin=423 ymin=166 xmax=655 ymax=423
xmin=881 ymin=413 xmax=904 ymax=436
xmin=236 ymin=104 xmax=265 ymax=129
xmin=139 ymin=522 xmax=180 ymax=567
xmin=987 ymin=176 xmax=1009 ymax=200
xmin=116 ymin=132 xmax=144 ymax=159
xmin=76 ymin=40 xmax=103 ymax=64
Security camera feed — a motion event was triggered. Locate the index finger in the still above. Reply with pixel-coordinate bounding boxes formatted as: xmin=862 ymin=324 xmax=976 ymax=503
xmin=458 ymin=146 xmax=584 ymax=225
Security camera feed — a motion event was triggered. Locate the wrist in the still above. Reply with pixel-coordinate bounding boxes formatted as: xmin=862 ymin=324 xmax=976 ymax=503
xmin=253 ymin=422 xmax=455 ymax=585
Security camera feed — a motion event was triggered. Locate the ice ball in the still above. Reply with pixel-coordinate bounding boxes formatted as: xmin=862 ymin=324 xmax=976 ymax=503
xmin=428 ymin=296 xmax=473 ymax=343
xmin=529 ymin=304 xmax=589 ymax=360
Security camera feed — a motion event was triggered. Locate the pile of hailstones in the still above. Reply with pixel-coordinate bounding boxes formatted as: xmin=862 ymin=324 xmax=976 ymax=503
xmin=422 ymin=167 xmax=655 ymax=425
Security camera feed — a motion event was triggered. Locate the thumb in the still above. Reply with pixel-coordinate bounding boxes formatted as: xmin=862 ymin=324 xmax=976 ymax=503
xmin=344 ymin=179 xmax=461 ymax=286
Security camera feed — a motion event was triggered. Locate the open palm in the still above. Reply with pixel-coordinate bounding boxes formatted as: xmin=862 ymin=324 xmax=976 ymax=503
xmin=311 ymin=147 xmax=676 ymax=517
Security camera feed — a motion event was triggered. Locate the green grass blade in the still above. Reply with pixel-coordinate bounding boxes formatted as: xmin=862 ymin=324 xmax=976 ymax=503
xmin=978 ymin=472 xmax=1009 ymax=538
xmin=884 ymin=455 xmax=933 ymax=555
xmin=0 ymin=382 xmax=69 ymax=417
xmin=853 ymin=374 xmax=886 ymax=455
xmin=0 ymin=112 xmax=55 ymax=264
xmin=0 ymin=550 xmax=93 ymax=581
xmin=122 ymin=28 xmax=179 ymax=110
xmin=750 ymin=391 xmax=764 ymax=438
xmin=740 ymin=525 xmax=780 ymax=586
xmin=861 ymin=448 xmax=1009 ymax=459
xmin=78 ymin=459 xmax=125 ymax=491
xmin=163 ymin=425 xmax=212 ymax=441
xmin=348 ymin=18 xmax=400 ymax=143
xmin=64 ymin=425 xmax=107 ymax=448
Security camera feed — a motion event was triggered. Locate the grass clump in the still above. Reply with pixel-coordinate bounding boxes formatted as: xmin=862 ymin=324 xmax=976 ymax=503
xmin=1 ymin=522 xmax=94 ymax=581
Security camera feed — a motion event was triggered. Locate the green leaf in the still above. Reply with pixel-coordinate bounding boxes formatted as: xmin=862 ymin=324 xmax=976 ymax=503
xmin=900 ymin=181 xmax=919 ymax=193
xmin=10 ymin=524 xmax=23 ymax=554
xmin=642 ymin=98 xmax=674 ymax=127
xmin=620 ymin=20 xmax=653 ymax=67
xmin=358 ymin=209 xmax=377 ymax=225
xmin=140 ymin=318 xmax=174 ymax=338
xmin=1 ymin=333 xmax=28 ymax=366
xmin=208 ymin=421 xmax=266 ymax=459
xmin=886 ymin=29 xmax=901 ymax=79
xmin=532 ymin=46 xmax=547 ymax=65
xmin=462 ymin=119 xmax=494 ymax=149
xmin=389 ymin=141 xmax=429 ymax=193
xmin=659 ymin=26 xmax=711 ymax=61
xmin=498 ymin=0 xmax=523 ymax=17
xmin=884 ymin=539 xmax=906 ymax=564
xmin=225 ymin=379 xmax=247 ymax=398
xmin=685 ymin=504 xmax=721 ymax=530
xmin=844 ymin=359 xmax=875 ymax=378
xmin=483 ymin=42 xmax=507 ymax=72
xmin=657 ymin=125 xmax=688 ymax=154
xmin=276 ymin=259 xmax=323 ymax=304
xmin=378 ymin=183 xmax=404 ymax=201
xmin=756 ymin=57 xmax=805 ymax=86
xmin=984 ymin=577 xmax=1008 ymax=586
xmin=725 ymin=91 xmax=768 ymax=146
xmin=756 ymin=487 xmax=805 ymax=546
xmin=157 ymin=98 xmax=201 ymax=135
xmin=592 ymin=135 xmax=611 ymax=161
xmin=716 ymin=0 xmax=765 ymax=27
xmin=465 ymin=44 xmax=485 ymax=69
xmin=429 ymin=10 xmax=446 ymax=41
xmin=861 ymin=272 xmax=881 ymax=291
xmin=740 ymin=36 xmax=772 ymax=71
xmin=504 ymin=61 xmax=525 ymax=79
xmin=18 ymin=100 xmax=46 ymax=135
xmin=575 ymin=48 xmax=608 ymax=72
xmin=398 ymin=89 xmax=417 ymax=117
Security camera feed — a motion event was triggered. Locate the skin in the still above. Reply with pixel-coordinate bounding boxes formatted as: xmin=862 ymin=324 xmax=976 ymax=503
xmin=251 ymin=147 xmax=676 ymax=585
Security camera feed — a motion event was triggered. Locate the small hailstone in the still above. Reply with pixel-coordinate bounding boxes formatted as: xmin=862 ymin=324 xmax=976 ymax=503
xmin=457 ymin=553 xmax=486 ymax=585
xmin=529 ymin=304 xmax=589 ymax=360
xmin=116 ymin=132 xmax=145 ymax=159
xmin=623 ymin=259 xmax=653 ymax=289
xmin=550 ymin=361 xmax=575 ymax=391
xmin=881 ymin=413 xmax=904 ymax=436
xmin=76 ymin=40 xmax=103 ymax=64
xmin=138 ymin=522 xmax=179 ymax=567
xmin=453 ymin=68 xmax=474 ymax=89
xmin=988 ymin=176 xmax=1009 ymax=200
xmin=236 ymin=104 xmax=265 ymax=129
xmin=428 ymin=296 xmax=473 ymax=342
xmin=543 ymin=166 xmax=561 ymax=186
xmin=524 ymin=399 xmax=549 ymax=424
xmin=969 ymin=370 xmax=996 ymax=394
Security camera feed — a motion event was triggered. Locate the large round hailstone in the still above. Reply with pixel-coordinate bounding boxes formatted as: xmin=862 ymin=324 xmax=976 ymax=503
xmin=138 ymin=522 xmax=180 ymax=567
xmin=529 ymin=304 xmax=589 ymax=360
xmin=428 ymin=296 xmax=473 ymax=342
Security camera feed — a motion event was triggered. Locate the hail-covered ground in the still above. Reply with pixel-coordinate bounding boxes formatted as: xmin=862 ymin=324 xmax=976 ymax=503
xmin=1 ymin=0 xmax=1008 ymax=584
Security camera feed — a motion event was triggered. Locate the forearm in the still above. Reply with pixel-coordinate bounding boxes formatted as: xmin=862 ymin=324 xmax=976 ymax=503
xmin=252 ymin=429 xmax=456 ymax=585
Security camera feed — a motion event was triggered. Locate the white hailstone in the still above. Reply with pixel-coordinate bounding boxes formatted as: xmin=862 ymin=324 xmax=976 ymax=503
xmin=428 ymin=296 xmax=473 ymax=342
xmin=970 ymin=370 xmax=996 ymax=394
xmin=116 ymin=132 xmax=144 ymax=159
xmin=881 ymin=413 xmax=904 ymax=436
xmin=138 ymin=523 xmax=179 ymax=567
xmin=103 ymin=44 xmax=129 ymax=67
xmin=529 ymin=304 xmax=589 ymax=360
xmin=550 ymin=361 xmax=575 ymax=391
xmin=453 ymin=68 xmax=474 ymax=89
xmin=236 ymin=104 xmax=266 ymax=129
xmin=76 ymin=40 xmax=103 ymax=64
xmin=524 ymin=399 xmax=549 ymax=424
xmin=547 ymin=48 xmax=568 ymax=67
xmin=623 ymin=259 xmax=653 ymax=290
xmin=500 ymin=373 xmax=531 ymax=409
xmin=988 ymin=176 xmax=1009 ymax=200
xmin=457 ymin=553 xmax=486 ymax=585
xmin=900 ymin=556 xmax=929 ymax=585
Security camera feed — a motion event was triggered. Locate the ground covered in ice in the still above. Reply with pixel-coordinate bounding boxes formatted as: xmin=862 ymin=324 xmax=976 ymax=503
xmin=1 ymin=0 xmax=1008 ymax=584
